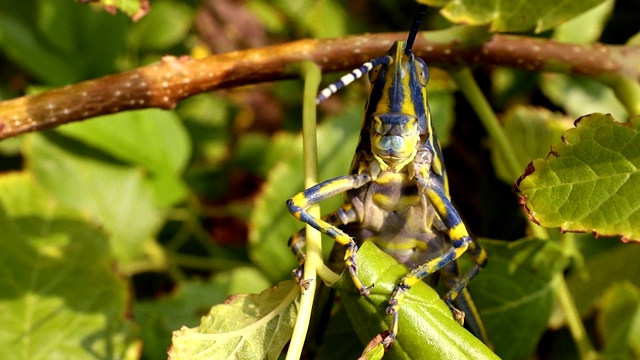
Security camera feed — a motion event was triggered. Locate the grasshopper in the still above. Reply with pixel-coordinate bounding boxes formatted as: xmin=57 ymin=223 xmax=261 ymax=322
xmin=287 ymin=5 xmax=489 ymax=347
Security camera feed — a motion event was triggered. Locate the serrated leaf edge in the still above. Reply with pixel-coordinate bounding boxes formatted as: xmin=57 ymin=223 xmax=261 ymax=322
xmin=513 ymin=113 xmax=640 ymax=241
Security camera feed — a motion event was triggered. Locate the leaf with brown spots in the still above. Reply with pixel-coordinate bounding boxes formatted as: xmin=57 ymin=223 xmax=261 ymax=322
xmin=516 ymin=113 xmax=640 ymax=242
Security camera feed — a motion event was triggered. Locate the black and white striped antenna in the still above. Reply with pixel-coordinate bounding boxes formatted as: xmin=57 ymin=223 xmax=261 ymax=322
xmin=316 ymin=5 xmax=428 ymax=104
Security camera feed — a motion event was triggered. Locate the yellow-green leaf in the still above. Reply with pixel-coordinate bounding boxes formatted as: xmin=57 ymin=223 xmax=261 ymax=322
xmin=0 ymin=172 xmax=137 ymax=359
xmin=516 ymin=113 xmax=640 ymax=242
xmin=540 ymin=74 xmax=628 ymax=122
xmin=491 ymin=106 xmax=572 ymax=184
xmin=169 ymin=281 xmax=299 ymax=360
xmin=417 ymin=0 xmax=608 ymax=33
xmin=596 ymin=282 xmax=640 ymax=359
xmin=25 ymin=133 xmax=164 ymax=271
xmin=135 ymin=268 xmax=271 ymax=360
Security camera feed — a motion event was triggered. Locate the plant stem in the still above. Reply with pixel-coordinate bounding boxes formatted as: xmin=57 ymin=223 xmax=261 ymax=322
xmin=448 ymin=67 xmax=520 ymax=182
xmin=603 ymin=76 xmax=640 ymax=118
xmin=286 ymin=61 xmax=323 ymax=360
xmin=4 ymin=32 xmax=638 ymax=141
xmin=449 ymin=67 xmax=549 ymax=240
xmin=450 ymin=66 xmax=596 ymax=359
xmin=555 ymin=273 xmax=597 ymax=359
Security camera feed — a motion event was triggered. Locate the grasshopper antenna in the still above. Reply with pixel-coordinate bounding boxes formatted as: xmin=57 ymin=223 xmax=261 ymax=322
xmin=316 ymin=4 xmax=428 ymax=104
xmin=404 ymin=4 xmax=428 ymax=56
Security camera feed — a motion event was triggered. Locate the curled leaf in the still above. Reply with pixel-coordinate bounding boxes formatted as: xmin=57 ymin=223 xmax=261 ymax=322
xmin=332 ymin=243 xmax=498 ymax=360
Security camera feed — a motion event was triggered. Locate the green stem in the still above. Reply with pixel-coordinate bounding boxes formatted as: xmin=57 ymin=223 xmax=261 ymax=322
xmin=448 ymin=66 xmax=548 ymax=240
xmin=450 ymin=66 xmax=596 ymax=359
xmin=448 ymin=67 xmax=521 ymax=184
xmin=555 ymin=273 xmax=597 ymax=359
xmin=286 ymin=61 xmax=323 ymax=360
xmin=602 ymin=76 xmax=640 ymax=118
xmin=317 ymin=263 xmax=341 ymax=284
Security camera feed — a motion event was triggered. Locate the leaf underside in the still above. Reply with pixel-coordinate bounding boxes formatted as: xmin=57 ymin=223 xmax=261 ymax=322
xmin=169 ymin=281 xmax=299 ymax=360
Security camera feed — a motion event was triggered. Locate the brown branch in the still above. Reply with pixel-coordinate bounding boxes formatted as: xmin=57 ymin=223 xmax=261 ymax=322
xmin=1 ymin=27 xmax=639 ymax=140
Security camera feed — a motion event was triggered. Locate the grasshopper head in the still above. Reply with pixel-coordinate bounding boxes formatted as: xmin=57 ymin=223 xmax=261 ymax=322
xmin=368 ymin=41 xmax=430 ymax=171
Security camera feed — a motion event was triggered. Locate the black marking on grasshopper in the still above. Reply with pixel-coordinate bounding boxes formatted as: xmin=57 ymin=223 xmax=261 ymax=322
xmin=403 ymin=4 xmax=427 ymax=56
xmin=287 ymin=4 xmax=491 ymax=350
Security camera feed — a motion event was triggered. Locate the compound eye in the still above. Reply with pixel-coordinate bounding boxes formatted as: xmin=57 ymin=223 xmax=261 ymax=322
xmin=368 ymin=64 xmax=383 ymax=83
xmin=415 ymin=57 xmax=429 ymax=86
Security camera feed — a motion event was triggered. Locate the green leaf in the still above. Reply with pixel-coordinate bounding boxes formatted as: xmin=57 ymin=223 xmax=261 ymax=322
xmin=0 ymin=1 xmax=130 ymax=82
xmin=128 ymin=1 xmax=192 ymax=50
xmin=25 ymin=133 xmax=164 ymax=273
xmin=304 ymin=0 xmax=348 ymax=38
xmin=314 ymin=304 xmax=363 ymax=359
xmin=491 ymin=69 xmax=537 ymax=109
xmin=246 ymin=0 xmax=287 ymax=34
xmin=135 ymin=267 xmax=271 ymax=360
xmin=596 ymin=282 xmax=640 ymax=359
xmin=85 ymin=0 xmax=149 ymax=20
xmin=0 ymin=12 xmax=78 ymax=85
xmin=332 ymin=243 xmax=497 ymax=360
xmin=491 ymin=106 xmax=572 ymax=184
xmin=179 ymin=94 xmax=233 ymax=169
xmin=516 ymin=114 xmax=640 ymax=242
xmin=71 ymin=5 xmax=131 ymax=78
xmin=628 ymin=31 xmax=640 ymax=46
xmin=57 ymin=109 xmax=191 ymax=206
xmin=169 ymin=280 xmax=299 ymax=360
xmin=418 ymin=0 xmax=608 ymax=33
xmin=361 ymin=339 xmax=385 ymax=360
xmin=0 ymin=172 xmax=137 ymax=359
xmin=567 ymin=242 xmax=640 ymax=317
xmin=429 ymin=90 xmax=454 ymax=147
xmin=469 ymin=238 xmax=568 ymax=359
xmin=540 ymin=74 xmax=628 ymax=122
xmin=249 ymin=106 xmax=361 ymax=281
xmin=36 ymin=0 xmax=78 ymax=53
xmin=0 ymin=135 xmax=22 ymax=156
xmin=58 ymin=109 xmax=190 ymax=176
xmin=428 ymin=67 xmax=457 ymax=147
xmin=552 ymin=0 xmax=614 ymax=44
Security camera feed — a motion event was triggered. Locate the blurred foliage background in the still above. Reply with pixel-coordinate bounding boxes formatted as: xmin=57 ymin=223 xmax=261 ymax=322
xmin=0 ymin=0 xmax=639 ymax=359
